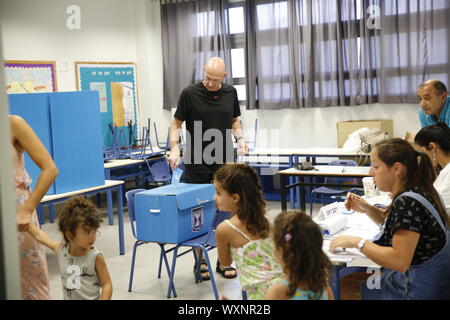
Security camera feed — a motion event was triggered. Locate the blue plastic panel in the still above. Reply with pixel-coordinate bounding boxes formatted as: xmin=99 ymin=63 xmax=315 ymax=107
xmin=49 ymin=91 xmax=105 ymax=193
xmin=8 ymin=93 xmax=55 ymax=194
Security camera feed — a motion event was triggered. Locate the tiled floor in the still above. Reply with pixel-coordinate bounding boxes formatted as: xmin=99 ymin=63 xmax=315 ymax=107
xmin=41 ymin=198 xmax=295 ymax=300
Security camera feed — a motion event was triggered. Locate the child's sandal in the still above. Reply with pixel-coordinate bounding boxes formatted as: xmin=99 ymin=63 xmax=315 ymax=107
xmin=216 ymin=260 xmax=237 ymax=279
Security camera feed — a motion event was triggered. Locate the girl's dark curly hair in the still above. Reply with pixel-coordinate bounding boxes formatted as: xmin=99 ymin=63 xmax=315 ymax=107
xmin=214 ymin=163 xmax=270 ymax=238
xmin=272 ymin=211 xmax=331 ymax=298
xmin=58 ymin=196 xmax=102 ymax=243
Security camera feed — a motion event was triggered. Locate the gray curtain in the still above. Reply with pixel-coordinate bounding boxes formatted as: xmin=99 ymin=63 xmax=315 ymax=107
xmin=367 ymin=0 xmax=450 ymax=103
xmin=161 ymin=0 xmax=232 ymax=110
xmin=245 ymin=0 xmax=450 ymax=110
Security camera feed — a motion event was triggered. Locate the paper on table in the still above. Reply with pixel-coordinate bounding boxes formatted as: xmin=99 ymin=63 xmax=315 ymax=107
xmin=317 ymin=202 xmax=340 ymax=220
xmin=317 ymin=215 xmax=347 ymax=236
xmin=323 ymin=240 xmax=366 ymax=262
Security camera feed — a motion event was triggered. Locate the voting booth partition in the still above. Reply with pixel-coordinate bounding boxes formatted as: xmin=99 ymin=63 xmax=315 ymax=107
xmin=8 ymin=91 xmax=105 ymax=195
xmin=134 ymin=183 xmax=216 ymax=244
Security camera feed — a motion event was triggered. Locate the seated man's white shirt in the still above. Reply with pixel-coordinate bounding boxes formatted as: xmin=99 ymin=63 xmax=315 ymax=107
xmin=434 ymin=163 xmax=450 ymax=215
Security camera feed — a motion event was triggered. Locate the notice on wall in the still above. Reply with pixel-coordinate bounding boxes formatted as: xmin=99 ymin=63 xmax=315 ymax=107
xmin=75 ymin=62 xmax=140 ymax=148
xmin=121 ymin=82 xmax=135 ymax=124
xmin=89 ymin=82 xmax=108 ymax=113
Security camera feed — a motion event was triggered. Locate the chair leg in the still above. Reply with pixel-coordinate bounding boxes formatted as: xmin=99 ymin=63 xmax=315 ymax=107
xmin=167 ymin=246 xmax=179 ymax=298
xmin=128 ymin=241 xmax=139 ymax=292
xmin=159 ymin=245 xmax=177 ymax=297
xmin=201 ymin=248 xmax=219 ymax=300
xmin=157 ymin=246 xmax=164 ymax=278
xmin=192 ymin=248 xmax=203 ymax=283
xmin=161 ymin=248 xmax=172 ymax=278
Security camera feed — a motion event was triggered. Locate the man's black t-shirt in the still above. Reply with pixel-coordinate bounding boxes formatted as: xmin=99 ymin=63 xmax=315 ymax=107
xmin=174 ymin=81 xmax=241 ymax=174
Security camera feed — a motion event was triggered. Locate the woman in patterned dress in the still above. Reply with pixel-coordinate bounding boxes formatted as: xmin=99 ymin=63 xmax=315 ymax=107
xmin=10 ymin=115 xmax=58 ymax=299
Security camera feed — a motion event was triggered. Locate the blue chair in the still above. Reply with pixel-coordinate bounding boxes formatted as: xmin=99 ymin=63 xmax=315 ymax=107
xmin=167 ymin=210 xmax=231 ymax=300
xmin=154 ymin=122 xmax=170 ymax=152
xmin=125 ymin=189 xmax=177 ymax=296
xmin=144 ymin=158 xmax=171 ymax=187
xmin=309 ymin=159 xmax=362 ymax=215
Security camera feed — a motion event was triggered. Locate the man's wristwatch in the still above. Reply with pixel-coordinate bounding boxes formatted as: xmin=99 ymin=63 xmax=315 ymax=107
xmin=357 ymin=239 xmax=367 ymax=252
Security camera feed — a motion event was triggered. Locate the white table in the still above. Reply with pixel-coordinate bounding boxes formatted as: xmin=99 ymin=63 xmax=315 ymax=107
xmin=278 ymin=166 xmax=371 ymax=212
xmin=245 ymin=148 xmax=369 ymax=209
xmin=316 ymin=196 xmax=391 ymax=299
xmin=38 ymin=180 xmax=126 ymax=255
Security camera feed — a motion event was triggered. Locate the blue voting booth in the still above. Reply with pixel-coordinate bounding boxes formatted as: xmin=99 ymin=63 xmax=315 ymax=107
xmin=8 ymin=93 xmax=55 ymax=194
xmin=134 ymin=183 xmax=216 ymax=244
xmin=8 ymin=91 xmax=105 ymax=195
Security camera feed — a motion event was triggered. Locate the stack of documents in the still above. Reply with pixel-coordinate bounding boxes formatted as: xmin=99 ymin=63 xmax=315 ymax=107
xmin=316 ymin=211 xmax=382 ymax=263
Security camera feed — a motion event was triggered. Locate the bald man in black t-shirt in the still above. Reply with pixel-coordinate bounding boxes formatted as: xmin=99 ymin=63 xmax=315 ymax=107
xmin=168 ymin=57 xmax=247 ymax=281
xmin=169 ymin=57 xmax=247 ymax=183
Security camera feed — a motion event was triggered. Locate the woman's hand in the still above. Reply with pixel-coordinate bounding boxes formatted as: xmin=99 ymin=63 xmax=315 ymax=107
xmin=16 ymin=204 xmax=34 ymax=232
xmin=329 ymin=235 xmax=362 ymax=252
xmin=345 ymin=192 xmax=371 ymax=213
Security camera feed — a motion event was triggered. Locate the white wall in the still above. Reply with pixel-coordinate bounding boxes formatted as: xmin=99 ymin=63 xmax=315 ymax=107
xmin=0 ymin=0 xmax=422 ymax=149
xmin=133 ymin=0 xmax=170 ymax=137
xmin=240 ymin=103 xmax=421 ymax=149
xmin=0 ymin=0 xmax=170 ymax=134
xmin=0 ymin=0 xmax=137 ymax=90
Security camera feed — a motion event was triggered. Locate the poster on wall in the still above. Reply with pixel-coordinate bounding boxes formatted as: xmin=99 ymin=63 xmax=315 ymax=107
xmin=75 ymin=62 xmax=140 ymax=148
xmin=4 ymin=60 xmax=58 ymax=94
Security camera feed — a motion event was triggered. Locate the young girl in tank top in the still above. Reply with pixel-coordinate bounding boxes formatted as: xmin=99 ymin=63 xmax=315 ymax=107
xmin=27 ymin=196 xmax=112 ymax=300
xmin=214 ymin=164 xmax=282 ymax=299
xmin=266 ymin=211 xmax=334 ymax=300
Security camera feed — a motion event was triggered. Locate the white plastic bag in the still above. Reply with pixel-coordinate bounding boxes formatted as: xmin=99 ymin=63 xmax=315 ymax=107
xmin=342 ymin=127 xmax=370 ymax=151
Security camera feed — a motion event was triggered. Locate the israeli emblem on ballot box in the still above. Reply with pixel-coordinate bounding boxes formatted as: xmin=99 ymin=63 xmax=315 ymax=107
xmin=191 ymin=207 xmax=204 ymax=232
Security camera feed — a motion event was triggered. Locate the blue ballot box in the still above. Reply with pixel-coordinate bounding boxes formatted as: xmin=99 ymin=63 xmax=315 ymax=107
xmin=134 ymin=183 xmax=216 ymax=244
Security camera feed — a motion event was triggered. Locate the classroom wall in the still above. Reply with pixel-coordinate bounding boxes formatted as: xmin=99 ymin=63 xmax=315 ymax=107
xmin=241 ymin=103 xmax=421 ymax=149
xmin=0 ymin=0 xmax=422 ymax=149
xmin=0 ymin=0 xmax=168 ymax=136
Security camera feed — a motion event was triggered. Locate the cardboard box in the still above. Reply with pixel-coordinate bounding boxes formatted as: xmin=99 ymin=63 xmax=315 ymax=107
xmin=134 ymin=183 xmax=216 ymax=244
xmin=337 ymin=120 xmax=394 ymax=147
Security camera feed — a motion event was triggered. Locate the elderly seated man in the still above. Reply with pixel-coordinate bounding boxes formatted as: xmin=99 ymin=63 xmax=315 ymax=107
xmin=417 ymin=79 xmax=450 ymax=128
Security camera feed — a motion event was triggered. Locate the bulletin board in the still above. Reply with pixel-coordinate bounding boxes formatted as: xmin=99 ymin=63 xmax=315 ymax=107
xmin=75 ymin=62 xmax=140 ymax=148
xmin=4 ymin=60 xmax=57 ymax=93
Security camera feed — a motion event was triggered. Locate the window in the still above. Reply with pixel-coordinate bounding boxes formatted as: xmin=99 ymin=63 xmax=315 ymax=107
xmin=226 ymin=0 xmax=450 ymax=107
xmin=196 ymin=11 xmax=216 ymax=37
xmin=228 ymin=1 xmax=246 ymax=101
xmin=228 ymin=6 xmax=244 ymax=34
xmin=257 ymin=2 xmax=288 ymax=30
